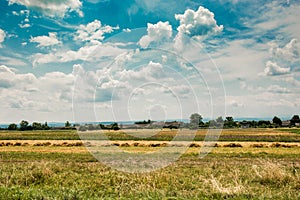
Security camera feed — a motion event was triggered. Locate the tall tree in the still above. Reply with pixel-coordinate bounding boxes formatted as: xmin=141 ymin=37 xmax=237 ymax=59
xmin=189 ymin=113 xmax=203 ymax=129
xmin=272 ymin=116 xmax=282 ymax=126
xmin=65 ymin=121 xmax=71 ymax=128
xmin=8 ymin=123 xmax=17 ymax=130
xmin=19 ymin=120 xmax=29 ymax=131
xmin=291 ymin=115 xmax=300 ymax=126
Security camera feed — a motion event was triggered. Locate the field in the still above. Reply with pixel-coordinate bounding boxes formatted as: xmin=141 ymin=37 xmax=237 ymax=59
xmin=0 ymin=128 xmax=299 ymax=199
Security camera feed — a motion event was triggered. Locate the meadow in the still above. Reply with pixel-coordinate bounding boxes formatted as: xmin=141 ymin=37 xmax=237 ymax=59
xmin=0 ymin=128 xmax=299 ymax=199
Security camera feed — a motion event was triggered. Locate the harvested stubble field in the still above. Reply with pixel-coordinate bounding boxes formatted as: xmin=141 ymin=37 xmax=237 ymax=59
xmin=0 ymin=128 xmax=299 ymax=199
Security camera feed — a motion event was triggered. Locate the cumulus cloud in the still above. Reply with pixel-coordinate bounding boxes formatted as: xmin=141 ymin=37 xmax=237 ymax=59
xmin=138 ymin=21 xmax=173 ymax=48
xmin=32 ymin=41 xmax=125 ymax=66
xmin=264 ymin=61 xmax=290 ymax=76
xmin=0 ymin=29 xmax=6 ymax=47
xmin=30 ymin=32 xmax=61 ymax=47
xmin=8 ymin=0 xmax=83 ymax=18
xmin=175 ymin=6 xmax=223 ymax=38
xmin=270 ymin=38 xmax=300 ymax=63
xmin=0 ymin=64 xmax=76 ymax=118
xmin=118 ymin=61 xmax=164 ymax=81
xmin=0 ymin=65 xmax=36 ymax=89
xmin=74 ymin=20 xmax=118 ymax=42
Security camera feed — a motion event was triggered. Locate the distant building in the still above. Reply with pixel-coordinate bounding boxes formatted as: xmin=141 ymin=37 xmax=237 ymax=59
xmin=163 ymin=121 xmax=181 ymax=129
xmin=239 ymin=121 xmax=250 ymax=129
xmin=281 ymin=120 xmax=291 ymax=127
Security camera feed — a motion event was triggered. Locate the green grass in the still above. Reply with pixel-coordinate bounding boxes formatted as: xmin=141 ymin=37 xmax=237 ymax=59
xmin=0 ymin=150 xmax=299 ymax=199
xmin=0 ymin=128 xmax=299 ymax=199
xmin=279 ymin=128 xmax=300 ymax=134
xmin=0 ymin=130 xmax=80 ymax=140
xmin=1 ymin=129 xmax=300 ymax=142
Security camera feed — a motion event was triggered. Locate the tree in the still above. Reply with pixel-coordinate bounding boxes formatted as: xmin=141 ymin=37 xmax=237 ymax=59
xmin=291 ymin=115 xmax=300 ymax=126
xmin=111 ymin=123 xmax=120 ymax=131
xmin=42 ymin=122 xmax=50 ymax=130
xmin=209 ymin=120 xmax=217 ymax=127
xmin=65 ymin=121 xmax=71 ymax=128
xmin=8 ymin=123 xmax=17 ymax=130
xmin=272 ymin=116 xmax=282 ymax=126
xmin=32 ymin=122 xmax=42 ymax=130
xmin=19 ymin=120 xmax=29 ymax=131
xmin=226 ymin=117 xmax=234 ymax=122
xmin=224 ymin=116 xmax=237 ymax=128
xmin=215 ymin=116 xmax=224 ymax=128
xmin=189 ymin=113 xmax=203 ymax=129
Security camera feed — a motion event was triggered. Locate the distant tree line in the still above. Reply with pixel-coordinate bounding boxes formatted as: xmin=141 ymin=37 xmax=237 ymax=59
xmin=135 ymin=120 xmax=152 ymax=125
xmin=1 ymin=120 xmax=75 ymax=131
xmin=188 ymin=113 xmax=300 ymax=129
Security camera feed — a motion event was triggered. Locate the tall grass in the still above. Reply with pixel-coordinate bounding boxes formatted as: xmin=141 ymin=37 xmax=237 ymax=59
xmin=0 ymin=152 xmax=299 ymax=199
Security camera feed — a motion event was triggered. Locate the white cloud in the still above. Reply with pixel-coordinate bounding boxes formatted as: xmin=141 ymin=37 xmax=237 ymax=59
xmin=19 ymin=23 xmax=31 ymax=28
xmin=175 ymin=6 xmax=223 ymax=39
xmin=8 ymin=0 xmax=83 ymax=18
xmin=30 ymin=32 xmax=62 ymax=47
xmin=228 ymin=100 xmax=244 ymax=108
xmin=267 ymin=85 xmax=291 ymax=94
xmin=0 ymin=29 xmax=6 ymax=47
xmin=118 ymin=61 xmax=164 ymax=81
xmin=264 ymin=61 xmax=290 ymax=76
xmin=138 ymin=21 xmax=173 ymax=48
xmin=270 ymin=38 xmax=300 ymax=63
xmin=0 ymin=65 xmax=36 ymax=89
xmin=0 ymin=64 xmax=78 ymax=122
xmin=74 ymin=20 xmax=117 ymax=42
xmin=0 ymin=55 xmax=28 ymax=66
xmin=32 ymin=42 xmax=125 ymax=66
xmin=123 ymin=28 xmax=131 ymax=33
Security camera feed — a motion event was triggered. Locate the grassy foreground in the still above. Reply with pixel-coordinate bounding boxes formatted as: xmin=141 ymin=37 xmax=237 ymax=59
xmin=0 ymin=147 xmax=299 ymax=199
xmin=0 ymin=129 xmax=299 ymax=199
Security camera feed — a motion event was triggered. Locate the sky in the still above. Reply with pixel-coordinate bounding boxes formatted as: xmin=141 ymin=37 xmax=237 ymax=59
xmin=0 ymin=0 xmax=300 ymax=123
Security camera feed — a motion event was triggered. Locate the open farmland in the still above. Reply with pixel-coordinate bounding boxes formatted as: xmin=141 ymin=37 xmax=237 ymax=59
xmin=0 ymin=128 xmax=299 ymax=199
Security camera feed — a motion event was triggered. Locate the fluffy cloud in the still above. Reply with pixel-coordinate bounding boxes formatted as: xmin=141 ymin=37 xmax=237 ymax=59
xmin=270 ymin=38 xmax=300 ymax=63
xmin=0 ymin=65 xmax=77 ymax=122
xmin=30 ymin=32 xmax=62 ymax=47
xmin=0 ymin=29 xmax=6 ymax=47
xmin=8 ymin=0 xmax=83 ymax=18
xmin=32 ymin=41 xmax=125 ymax=66
xmin=138 ymin=21 xmax=173 ymax=48
xmin=264 ymin=61 xmax=290 ymax=76
xmin=74 ymin=20 xmax=117 ymax=42
xmin=0 ymin=65 xmax=37 ymax=89
xmin=175 ymin=6 xmax=223 ymax=38
xmin=118 ymin=61 xmax=164 ymax=81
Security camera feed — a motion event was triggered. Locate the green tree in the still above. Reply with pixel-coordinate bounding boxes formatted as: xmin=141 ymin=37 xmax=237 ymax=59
xmin=8 ymin=123 xmax=17 ymax=130
xmin=224 ymin=116 xmax=237 ymax=128
xmin=291 ymin=115 xmax=300 ymax=126
xmin=42 ymin=122 xmax=50 ymax=130
xmin=32 ymin=122 xmax=42 ymax=130
xmin=209 ymin=120 xmax=217 ymax=127
xmin=111 ymin=123 xmax=120 ymax=131
xmin=272 ymin=116 xmax=282 ymax=127
xmin=19 ymin=120 xmax=29 ymax=131
xmin=189 ymin=113 xmax=203 ymax=129
xmin=65 ymin=121 xmax=71 ymax=128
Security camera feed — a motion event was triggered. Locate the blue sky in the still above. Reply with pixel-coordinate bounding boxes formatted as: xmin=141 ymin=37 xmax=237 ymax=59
xmin=0 ymin=0 xmax=300 ymax=123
